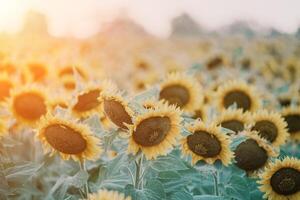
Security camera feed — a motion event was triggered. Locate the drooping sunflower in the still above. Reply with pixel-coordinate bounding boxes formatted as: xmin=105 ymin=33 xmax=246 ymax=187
xmin=181 ymin=121 xmax=233 ymax=166
xmin=234 ymin=131 xmax=278 ymax=175
xmin=258 ymin=157 xmax=300 ymax=200
xmin=71 ymin=83 xmax=104 ymax=118
xmin=37 ymin=113 xmax=102 ymax=161
xmin=215 ymin=109 xmax=250 ymax=135
xmin=281 ymin=107 xmax=300 ymax=141
xmin=87 ymin=189 xmax=131 ymax=200
xmin=216 ymin=80 xmax=260 ymax=112
xmin=251 ymin=110 xmax=289 ymax=147
xmin=159 ymin=72 xmax=203 ymax=112
xmin=9 ymin=85 xmax=49 ymax=125
xmin=0 ymin=73 xmax=15 ymax=102
xmin=102 ymin=91 xmax=134 ymax=130
xmin=128 ymin=104 xmax=182 ymax=160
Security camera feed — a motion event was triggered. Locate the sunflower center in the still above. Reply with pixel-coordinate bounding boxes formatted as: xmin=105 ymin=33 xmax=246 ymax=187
xmin=271 ymin=167 xmax=300 ymax=195
xmin=234 ymin=139 xmax=268 ymax=171
xmin=13 ymin=92 xmax=47 ymax=120
xmin=132 ymin=116 xmax=171 ymax=147
xmin=44 ymin=124 xmax=87 ymax=154
xmin=279 ymin=99 xmax=291 ymax=107
xmin=283 ymin=114 xmax=300 ymax=134
xmin=223 ymin=90 xmax=251 ymax=111
xmin=103 ymin=99 xmax=132 ymax=129
xmin=221 ymin=120 xmax=244 ymax=134
xmin=73 ymin=89 xmax=101 ymax=112
xmin=187 ymin=131 xmax=221 ymax=158
xmin=159 ymin=84 xmax=190 ymax=108
xmin=28 ymin=64 xmax=47 ymax=82
xmin=251 ymin=120 xmax=278 ymax=143
xmin=0 ymin=80 xmax=13 ymax=101
xmin=207 ymin=56 xmax=223 ymax=70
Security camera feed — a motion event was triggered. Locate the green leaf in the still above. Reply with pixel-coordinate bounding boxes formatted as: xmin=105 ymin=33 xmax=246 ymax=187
xmin=169 ymin=191 xmax=193 ymax=200
xmin=149 ymin=155 xmax=188 ymax=172
xmin=194 ymin=195 xmax=223 ymax=200
xmin=4 ymin=162 xmax=43 ymax=183
xmin=125 ymin=180 xmax=166 ymax=200
xmin=224 ymin=175 xmax=250 ymax=200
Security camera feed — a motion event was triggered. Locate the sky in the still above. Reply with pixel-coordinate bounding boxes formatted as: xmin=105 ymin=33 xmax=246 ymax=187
xmin=0 ymin=0 xmax=299 ymax=38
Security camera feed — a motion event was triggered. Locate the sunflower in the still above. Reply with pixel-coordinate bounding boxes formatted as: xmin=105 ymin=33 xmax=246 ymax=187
xmin=61 ymin=75 xmax=76 ymax=91
xmin=49 ymin=97 xmax=69 ymax=111
xmin=0 ymin=118 xmax=7 ymax=137
xmin=102 ymin=92 xmax=134 ymax=130
xmin=25 ymin=62 xmax=50 ymax=83
xmin=87 ymin=189 xmax=131 ymax=200
xmin=128 ymin=104 xmax=182 ymax=160
xmin=37 ymin=113 xmax=102 ymax=161
xmin=0 ymin=61 xmax=16 ymax=76
xmin=0 ymin=73 xmax=15 ymax=102
xmin=181 ymin=121 xmax=233 ymax=165
xmin=159 ymin=72 xmax=203 ymax=112
xmin=206 ymin=55 xmax=225 ymax=70
xmin=216 ymin=80 xmax=260 ymax=112
xmin=215 ymin=109 xmax=250 ymax=135
xmin=9 ymin=85 xmax=49 ymax=125
xmin=258 ymin=157 xmax=300 ymax=200
xmin=234 ymin=131 xmax=278 ymax=175
xmin=281 ymin=107 xmax=300 ymax=141
xmin=251 ymin=110 xmax=289 ymax=147
xmin=71 ymin=83 xmax=103 ymax=118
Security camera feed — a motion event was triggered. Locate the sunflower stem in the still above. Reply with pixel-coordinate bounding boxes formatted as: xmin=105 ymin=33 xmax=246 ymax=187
xmin=134 ymin=154 xmax=143 ymax=190
xmin=79 ymin=160 xmax=89 ymax=198
xmin=212 ymin=170 xmax=219 ymax=196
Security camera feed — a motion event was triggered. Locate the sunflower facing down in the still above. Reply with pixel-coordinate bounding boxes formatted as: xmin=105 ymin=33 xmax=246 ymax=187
xmin=128 ymin=104 xmax=182 ymax=160
xmin=159 ymin=72 xmax=203 ymax=112
xmin=251 ymin=110 xmax=289 ymax=147
xmin=102 ymin=92 xmax=134 ymax=130
xmin=215 ymin=109 xmax=250 ymax=135
xmin=281 ymin=107 xmax=300 ymax=141
xmin=87 ymin=189 xmax=131 ymax=200
xmin=216 ymin=80 xmax=260 ymax=112
xmin=258 ymin=157 xmax=300 ymax=200
xmin=234 ymin=131 xmax=278 ymax=175
xmin=181 ymin=121 xmax=233 ymax=166
xmin=9 ymin=85 xmax=49 ymax=126
xmin=37 ymin=113 xmax=102 ymax=161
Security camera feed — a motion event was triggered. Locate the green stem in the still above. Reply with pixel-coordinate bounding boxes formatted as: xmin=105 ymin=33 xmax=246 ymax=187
xmin=134 ymin=154 xmax=143 ymax=190
xmin=79 ymin=161 xmax=89 ymax=197
xmin=212 ymin=170 xmax=219 ymax=196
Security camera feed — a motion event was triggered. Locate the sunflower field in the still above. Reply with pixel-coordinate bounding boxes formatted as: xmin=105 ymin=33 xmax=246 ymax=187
xmin=0 ymin=15 xmax=300 ymax=200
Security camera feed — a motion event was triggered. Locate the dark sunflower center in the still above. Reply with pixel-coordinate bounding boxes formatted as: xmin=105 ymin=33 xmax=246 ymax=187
xmin=132 ymin=116 xmax=171 ymax=147
xmin=223 ymin=90 xmax=251 ymax=111
xmin=234 ymin=139 xmax=268 ymax=171
xmin=207 ymin=56 xmax=223 ymax=70
xmin=187 ymin=131 xmax=221 ymax=158
xmin=13 ymin=92 xmax=47 ymax=120
xmin=251 ymin=120 xmax=278 ymax=143
xmin=159 ymin=84 xmax=190 ymax=108
xmin=221 ymin=119 xmax=244 ymax=134
xmin=283 ymin=114 xmax=300 ymax=135
xmin=73 ymin=89 xmax=101 ymax=112
xmin=44 ymin=124 xmax=87 ymax=154
xmin=279 ymin=99 xmax=291 ymax=107
xmin=103 ymin=99 xmax=133 ymax=129
xmin=270 ymin=167 xmax=300 ymax=195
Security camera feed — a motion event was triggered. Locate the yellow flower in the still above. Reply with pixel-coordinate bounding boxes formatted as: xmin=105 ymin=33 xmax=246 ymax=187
xmin=0 ymin=73 xmax=15 ymax=102
xmin=159 ymin=72 xmax=203 ymax=112
xmin=251 ymin=110 xmax=289 ymax=147
xmin=258 ymin=157 xmax=300 ymax=200
xmin=128 ymin=103 xmax=182 ymax=160
xmin=216 ymin=80 xmax=260 ymax=112
xmin=181 ymin=121 xmax=233 ymax=166
xmin=281 ymin=106 xmax=300 ymax=141
xmin=37 ymin=113 xmax=102 ymax=161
